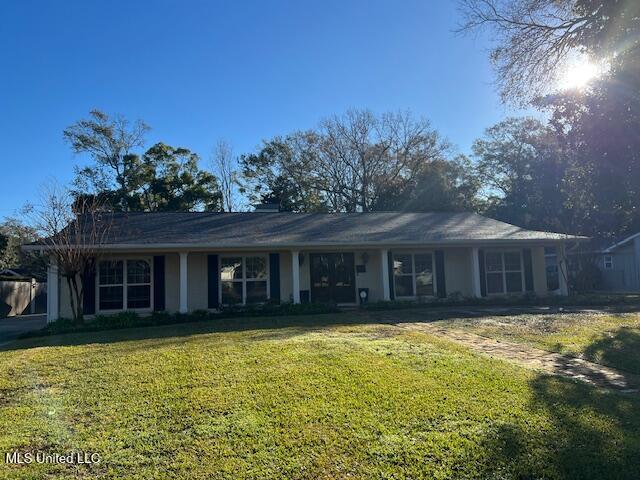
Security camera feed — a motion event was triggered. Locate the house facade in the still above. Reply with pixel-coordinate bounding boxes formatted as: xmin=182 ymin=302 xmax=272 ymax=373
xmin=34 ymin=211 xmax=584 ymax=322
xmin=598 ymin=233 xmax=640 ymax=292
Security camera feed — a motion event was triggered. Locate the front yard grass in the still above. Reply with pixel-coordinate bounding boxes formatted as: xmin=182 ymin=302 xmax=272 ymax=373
xmin=1 ymin=314 xmax=640 ymax=479
xmin=435 ymin=311 xmax=640 ymax=374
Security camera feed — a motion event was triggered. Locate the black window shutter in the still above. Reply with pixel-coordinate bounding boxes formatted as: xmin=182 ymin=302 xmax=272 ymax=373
xmin=523 ymin=248 xmax=534 ymax=292
xmin=81 ymin=262 xmax=96 ymax=315
xmin=478 ymin=249 xmax=487 ymax=297
xmin=153 ymin=256 xmax=166 ymax=311
xmin=269 ymin=253 xmax=280 ymax=303
xmin=435 ymin=250 xmax=446 ymax=298
xmin=208 ymin=254 xmax=219 ymax=308
xmin=387 ymin=251 xmax=395 ymax=300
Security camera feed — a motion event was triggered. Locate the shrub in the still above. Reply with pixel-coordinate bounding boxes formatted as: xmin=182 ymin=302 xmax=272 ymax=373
xmin=19 ymin=302 xmax=340 ymax=338
xmin=93 ymin=311 xmax=144 ymax=328
xmin=571 ymin=263 xmax=603 ymax=293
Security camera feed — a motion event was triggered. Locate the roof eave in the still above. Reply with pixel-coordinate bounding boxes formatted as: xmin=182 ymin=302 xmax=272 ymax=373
xmin=22 ymin=236 xmax=588 ymax=253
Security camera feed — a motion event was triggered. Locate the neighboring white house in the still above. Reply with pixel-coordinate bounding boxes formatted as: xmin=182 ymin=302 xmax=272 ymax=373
xmin=26 ymin=211 xmax=586 ymax=323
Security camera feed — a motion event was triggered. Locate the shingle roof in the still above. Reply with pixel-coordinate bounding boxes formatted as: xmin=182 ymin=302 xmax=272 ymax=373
xmin=75 ymin=211 xmax=584 ymax=249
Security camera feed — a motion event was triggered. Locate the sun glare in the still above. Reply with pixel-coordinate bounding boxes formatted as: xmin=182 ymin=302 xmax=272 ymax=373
xmin=558 ymin=58 xmax=604 ymax=90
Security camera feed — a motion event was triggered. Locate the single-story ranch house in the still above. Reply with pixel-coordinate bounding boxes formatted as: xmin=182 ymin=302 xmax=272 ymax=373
xmin=33 ymin=211 xmax=585 ymax=322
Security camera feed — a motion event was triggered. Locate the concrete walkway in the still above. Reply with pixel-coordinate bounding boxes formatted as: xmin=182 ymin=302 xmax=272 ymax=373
xmin=401 ymin=322 xmax=640 ymax=394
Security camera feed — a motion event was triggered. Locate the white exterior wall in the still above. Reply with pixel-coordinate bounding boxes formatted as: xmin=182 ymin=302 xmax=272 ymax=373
xmin=187 ymin=253 xmax=208 ymax=311
xmin=54 ymin=243 xmax=566 ymax=317
xmin=58 ymin=274 xmax=73 ymax=319
xmin=165 ymin=253 xmax=180 ymax=312
xmin=354 ymin=249 xmax=383 ymax=301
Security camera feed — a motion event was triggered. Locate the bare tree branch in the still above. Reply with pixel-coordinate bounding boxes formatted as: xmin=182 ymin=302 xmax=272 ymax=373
xmin=28 ymin=182 xmax=112 ymax=323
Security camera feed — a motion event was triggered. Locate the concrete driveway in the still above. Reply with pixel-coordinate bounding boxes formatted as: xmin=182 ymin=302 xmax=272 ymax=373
xmin=0 ymin=314 xmax=47 ymax=344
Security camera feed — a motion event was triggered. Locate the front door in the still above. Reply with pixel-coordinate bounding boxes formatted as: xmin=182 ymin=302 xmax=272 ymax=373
xmin=310 ymin=253 xmax=356 ymax=304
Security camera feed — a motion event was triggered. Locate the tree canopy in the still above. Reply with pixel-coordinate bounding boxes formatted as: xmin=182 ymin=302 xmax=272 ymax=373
xmin=460 ymin=0 xmax=640 ymax=238
xmin=458 ymin=0 xmax=640 ymax=104
xmin=240 ymin=109 xmax=476 ymax=213
xmin=65 ymin=110 xmax=222 ymax=212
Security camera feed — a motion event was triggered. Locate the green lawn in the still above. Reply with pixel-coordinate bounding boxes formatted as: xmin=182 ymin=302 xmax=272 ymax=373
xmin=435 ymin=311 xmax=640 ymax=374
xmin=2 ymin=314 xmax=640 ymax=479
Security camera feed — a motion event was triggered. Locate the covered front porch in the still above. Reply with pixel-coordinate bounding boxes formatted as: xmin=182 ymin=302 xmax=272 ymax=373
xmin=50 ymin=244 xmax=569 ymax=321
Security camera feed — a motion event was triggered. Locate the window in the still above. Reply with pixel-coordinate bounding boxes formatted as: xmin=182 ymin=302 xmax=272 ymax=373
xmin=221 ymin=255 xmax=268 ymax=305
xmin=246 ymin=256 xmax=267 ymax=303
xmin=393 ymin=252 xmax=434 ymax=298
xmin=98 ymin=259 xmax=151 ymax=311
xmin=126 ymin=260 xmax=151 ymax=308
xmin=221 ymin=257 xmax=243 ymax=304
xmin=99 ymin=260 xmax=123 ymax=310
xmin=604 ymin=255 xmax=613 ymax=270
xmin=485 ymin=251 xmax=524 ymax=295
xmin=544 ymin=246 xmax=560 ymax=291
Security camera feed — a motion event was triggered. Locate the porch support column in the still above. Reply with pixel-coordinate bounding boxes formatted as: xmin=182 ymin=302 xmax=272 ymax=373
xmin=47 ymin=256 xmax=59 ymax=323
xmin=470 ymin=247 xmax=482 ymax=298
xmin=558 ymin=243 xmax=569 ymax=296
xmin=381 ymin=249 xmax=390 ymax=301
xmin=291 ymin=250 xmax=300 ymax=304
xmin=179 ymin=252 xmax=189 ymax=313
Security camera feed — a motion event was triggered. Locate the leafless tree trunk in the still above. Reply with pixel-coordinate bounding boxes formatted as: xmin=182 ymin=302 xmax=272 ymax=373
xmin=211 ymin=140 xmax=239 ymax=212
xmin=28 ymin=183 xmax=112 ymax=324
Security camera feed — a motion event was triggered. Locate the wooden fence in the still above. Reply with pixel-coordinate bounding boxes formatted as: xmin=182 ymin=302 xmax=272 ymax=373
xmin=0 ymin=280 xmax=47 ymax=317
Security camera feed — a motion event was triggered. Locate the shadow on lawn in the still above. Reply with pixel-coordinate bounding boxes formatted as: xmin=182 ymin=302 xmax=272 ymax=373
xmin=583 ymin=327 xmax=640 ymax=376
xmin=3 ymin=308 xmax=640 ymax=478
xmin=2 ymin=304 xmax=640 ymax=353
xmin=478 ymin=373 xmax=640 ymax=479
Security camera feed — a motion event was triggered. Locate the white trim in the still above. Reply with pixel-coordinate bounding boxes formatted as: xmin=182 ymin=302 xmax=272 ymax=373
xmin=381 ymin=249 xmax=390 ymax=301
xmin=179 ymin=252 xmax=188 ymax=313
xmin=96 ymin=257 xmax=154 ymax=314
xmin=603 ymin=254 xmax=614 ymax=270
xmin=219 ymin=254 xmax=270 ymax=306
xmin=470 ymin=247 xmax=482 ymax=298
xmin=24 ymin=237 xmax=588 ymax=253
xmin=604 ymin=232 xmax=640 ymax=253
xmin=291 ymin=251 xmax=300 ymax=304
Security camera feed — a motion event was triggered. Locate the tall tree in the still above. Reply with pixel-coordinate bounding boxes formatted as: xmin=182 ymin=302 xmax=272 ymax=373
xmin=472 ymin=117 xmax=570 ymax=232
xmin=316 ymin=110 xmax=451 ymax=211
xmin=66 ymin=111 xmax=223 ymax=212
xmin=240 ymin=136 xmax=330 ymax=212
xmin=373 ymin=155 xmax=481 ymax=213
xmin=541 ymin=78 xmax=640 ymax=237
xmin=64 ymin=109 xmax=149 ymax=211
xmin=458 ymin=0 xmax=640 ymax=104
xmin=137 ymin=143 xmax=223 ymax=212
xmin=0 ymin=217 xmax=44 ymax=274
xmin=211 ymin=140 xmax=240 ymax=212
xmin=241 ymin=110 xmax=454 ymax=213
xmin=460 ymin=0 xmax=640 ymax=237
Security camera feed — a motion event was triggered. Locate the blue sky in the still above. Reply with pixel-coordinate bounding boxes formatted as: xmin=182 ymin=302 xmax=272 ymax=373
xmin=0 ymin=0 xmax=531 ymax=217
